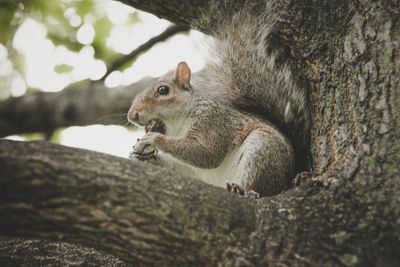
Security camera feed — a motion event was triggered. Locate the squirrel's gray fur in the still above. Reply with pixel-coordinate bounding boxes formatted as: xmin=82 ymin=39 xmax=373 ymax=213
xmin=198 ymin=3 xmax=310 ymax=172
xmin=128 ymin=2 xmax=310 ymax=197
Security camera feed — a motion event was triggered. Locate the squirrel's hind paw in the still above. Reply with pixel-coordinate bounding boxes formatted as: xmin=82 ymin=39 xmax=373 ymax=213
xmin=226 ymin=181 xmax=260 ymax=198
xmin=226 ymin=181 xmax=244 ymax=195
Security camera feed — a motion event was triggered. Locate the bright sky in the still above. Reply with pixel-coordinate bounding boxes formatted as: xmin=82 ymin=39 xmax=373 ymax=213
xmin=4 ymin=0 xmax=210 ymax=158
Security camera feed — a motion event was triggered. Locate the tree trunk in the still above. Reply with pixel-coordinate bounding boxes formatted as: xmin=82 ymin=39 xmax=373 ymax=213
xmin=0 ymin=0 xmax=399 ymax=266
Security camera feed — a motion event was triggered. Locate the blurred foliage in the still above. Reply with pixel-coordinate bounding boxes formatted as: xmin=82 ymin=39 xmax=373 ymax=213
xmin=0 ymin=1 xmax=21 ymax=44
xmin=19 ymin=132 xmax=45 ymax=140
xmin=54 ymin=64 xmax=74 ymax=74
xmin=50 ymin=128 xmax=64 ymax=143
xmin=0 ymin=0 xmax=141 ymax=97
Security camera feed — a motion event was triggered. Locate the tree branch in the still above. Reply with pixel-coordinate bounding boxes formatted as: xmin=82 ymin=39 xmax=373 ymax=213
xmin=0 ymin=140 xmax=256 ymax=266
xmin=101 ymin=24 xmax=190 ymax=81
xmin=120 ymin=0 xmax=245 ymax=32
xmin=0 ymin=77 xmax=156 ymax=137
xmin=0 ymin=139 xmax=399 ymax=265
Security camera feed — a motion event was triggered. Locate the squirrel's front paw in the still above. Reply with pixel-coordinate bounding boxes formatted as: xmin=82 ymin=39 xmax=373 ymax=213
xmin=129 ymin=147 xmax=156 ymax=161
xmin=131 ymin=132 xmax=162 ymax=160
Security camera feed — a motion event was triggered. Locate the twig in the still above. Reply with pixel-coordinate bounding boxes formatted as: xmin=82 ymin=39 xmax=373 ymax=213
xmin=100 ymin=24 xmax=190 ymax=81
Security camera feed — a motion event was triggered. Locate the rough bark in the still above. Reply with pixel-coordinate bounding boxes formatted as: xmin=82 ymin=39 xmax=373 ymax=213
xmin=0 ymin=77 xmax=155 ymax=137
xmin=0 ymin=140 xmax=256 ymax=266
xmin=0 ymin=138 xmax=399 ymax=266
xmin=0 ymin=237 xmax=126 ymax=266
xmin=120 ymin=0 xmax=245 ymax=32
xmin=1 ymin=0 xmax=400 ymax=266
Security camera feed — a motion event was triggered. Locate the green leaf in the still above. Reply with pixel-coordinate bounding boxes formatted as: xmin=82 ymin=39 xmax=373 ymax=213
xmin=54 ymin=64 xmax=74 ymax=73
xmin=75 ymin=0 xmax=94 ymax=17
xmin=92 ymin=16 xmax=114 ymax=60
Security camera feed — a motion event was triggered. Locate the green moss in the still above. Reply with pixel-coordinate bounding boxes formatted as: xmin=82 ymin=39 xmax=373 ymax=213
xmin=330 ymin=230 xmax=350 ymax=245
xmin=339 ymin=254 xmax=358 ymax=266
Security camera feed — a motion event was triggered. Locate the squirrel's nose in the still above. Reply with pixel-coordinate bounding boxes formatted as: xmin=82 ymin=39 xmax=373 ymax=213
xmin=128 ymin=110 xmax=140 ymax=123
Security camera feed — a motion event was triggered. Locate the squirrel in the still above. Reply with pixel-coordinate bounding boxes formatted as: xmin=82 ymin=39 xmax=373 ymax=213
xmin=127 ymin=8 xmax=310 ymax=197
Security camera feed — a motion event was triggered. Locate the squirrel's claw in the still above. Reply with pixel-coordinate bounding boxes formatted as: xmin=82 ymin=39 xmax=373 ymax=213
xmin=129 ymin=132 xmax=163 ymax=161
xmin=226 ymin=181 xmax=244 ymax=195
xmin=226 ymin=181 xmax=260 ymax=198
xmin=130 ymin=145 xmax=157 ymax=161
xmin=132 ymin=132 xmax=161 ymax=156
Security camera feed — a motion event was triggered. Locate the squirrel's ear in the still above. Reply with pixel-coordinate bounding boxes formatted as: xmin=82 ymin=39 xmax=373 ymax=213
xmin=174 ymin=61 xmax=191 ymax=89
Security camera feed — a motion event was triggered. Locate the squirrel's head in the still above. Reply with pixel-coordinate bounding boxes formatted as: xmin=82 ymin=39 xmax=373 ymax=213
xmin=128 ymin=61 xmax=192 ymax=127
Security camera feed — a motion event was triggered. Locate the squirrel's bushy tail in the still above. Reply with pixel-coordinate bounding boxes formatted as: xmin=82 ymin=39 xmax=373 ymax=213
xmin=203 ymin=3 xmax=311 ymax=172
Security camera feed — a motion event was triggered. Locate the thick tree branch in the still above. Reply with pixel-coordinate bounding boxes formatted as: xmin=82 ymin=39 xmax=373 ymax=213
xmin=101 ymin=25 xmax=190 ymax=81
xmin=120 ymin=0 xmax=245 ymax=32
xmin=0 ymin=77 xmax=156 ymax=137
xmin=0 ymin=140 xmax=399 ymax=266
xmin=0 ymin=140 xmax=256 ymax=266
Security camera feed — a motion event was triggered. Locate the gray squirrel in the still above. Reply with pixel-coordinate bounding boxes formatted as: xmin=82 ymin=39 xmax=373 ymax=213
xmin=127 ymin=6 xmax=310 ymax=197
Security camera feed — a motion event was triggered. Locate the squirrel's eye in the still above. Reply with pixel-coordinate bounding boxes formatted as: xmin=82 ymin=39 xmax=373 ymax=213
xmin=157 ymin=86 xmax=170 ymax=96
